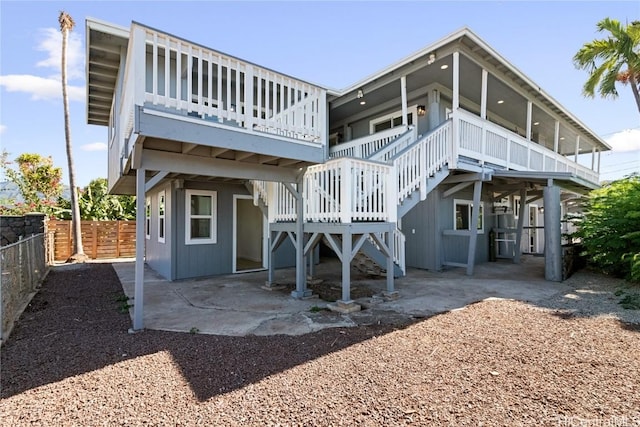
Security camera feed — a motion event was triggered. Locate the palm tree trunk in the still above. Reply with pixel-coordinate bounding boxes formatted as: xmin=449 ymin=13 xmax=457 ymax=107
xmin=60 ymin=13 xmax=85 ymax=260
xmin=629 ymin=74 xmax=640 ymax=116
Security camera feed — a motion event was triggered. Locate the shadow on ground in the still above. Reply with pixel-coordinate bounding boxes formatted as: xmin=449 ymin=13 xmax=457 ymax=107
xmin=0 ymin=263 xmax=415 ymax=401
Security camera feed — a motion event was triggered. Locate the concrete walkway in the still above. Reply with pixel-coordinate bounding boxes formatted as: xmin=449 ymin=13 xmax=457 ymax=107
xmin=112 ymin=255 xmax=570 ymax=336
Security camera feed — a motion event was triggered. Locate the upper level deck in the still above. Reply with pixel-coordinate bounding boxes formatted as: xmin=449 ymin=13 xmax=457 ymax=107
xmin=87 ymin=20 xmax=328 ymax=194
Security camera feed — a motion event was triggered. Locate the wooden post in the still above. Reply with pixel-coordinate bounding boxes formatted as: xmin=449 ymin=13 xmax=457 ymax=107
xmin=92 ymin=222 xmax=98 ymax=259
xmin=480 ymin=69 xmax=487 ymax=119
xmin=514 ymin=188 xmax=527 ymax=264
xmin=544 ymin=180 xmax=562 ymax=282
xmin=133 ymin=167 xmax=146 ymax=331
xmin=67 ymin=220 xmax=72 ymax=260
xmin=116 ymin=220 xmax=121 ymax=258
xmin=466 ymin=180 xmax=482 ymax=276
xmin=400 ymin=76 xmax=408 ymax=126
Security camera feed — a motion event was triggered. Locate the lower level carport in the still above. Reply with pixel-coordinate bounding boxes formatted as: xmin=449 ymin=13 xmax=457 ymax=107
xmin=112 ymin=255 xmax=569 ymax=336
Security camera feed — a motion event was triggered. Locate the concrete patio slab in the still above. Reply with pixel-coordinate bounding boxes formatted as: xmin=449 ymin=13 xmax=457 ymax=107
xmin=112 ymin=255 xmax=571 ymax=337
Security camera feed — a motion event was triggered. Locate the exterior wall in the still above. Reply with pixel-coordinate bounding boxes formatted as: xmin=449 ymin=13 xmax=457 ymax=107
xmin=161 ymin=181 xmax=296 ymax=281
xmin=145 ymin=182 xmax=173 ymax=279
xmin=403 ymin=190 xmax=440 ymax=270
xmin=0 ymin=214 xmax=46 ymax=246
xmin=344 ymin=93 xmax=431 ymax=141
xmin=440 ymin=186 xmax=490 ymax=265
xmin=403 ymin=185 xmax=490 ymax=270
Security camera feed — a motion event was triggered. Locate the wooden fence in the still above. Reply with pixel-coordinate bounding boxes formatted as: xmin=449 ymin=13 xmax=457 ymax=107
xmin=48 ymin=220 xmax=136 ymax=261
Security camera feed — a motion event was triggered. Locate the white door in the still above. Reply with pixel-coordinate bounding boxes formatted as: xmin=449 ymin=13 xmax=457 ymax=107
xmin=233 ymin=195 xmax=267 ymax=273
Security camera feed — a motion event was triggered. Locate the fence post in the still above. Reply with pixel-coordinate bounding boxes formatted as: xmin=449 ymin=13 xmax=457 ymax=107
xmin=116 ymin=221 xmax=121 ymax=258
xmin=92 ymin=222 xmax=98 ymax=259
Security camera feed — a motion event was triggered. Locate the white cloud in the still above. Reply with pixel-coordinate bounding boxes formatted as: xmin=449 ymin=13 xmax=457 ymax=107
xmin=0 ymin=125 xmax=6 ymax=134
xmin=0 ymin=27 xmax=85 ymax=103
xmin=81 ymin=142 xmax=108 ymax=152
xmin=36 ymin=28 xmax=84 ymax=80
xmin=606 ymin=129 xmax=640 ymax=152
xmin=0 ymin=74 xmax=85 ymax=101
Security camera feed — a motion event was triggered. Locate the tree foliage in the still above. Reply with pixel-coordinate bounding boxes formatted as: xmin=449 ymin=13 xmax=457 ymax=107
xmin=573 ymin=18 xmax=640 ymax=115
xmin=574 ymin=174 xmax=640 ymax=282
xmin=56 ymin=178 xmax=136 ymax=220
xmin=1 ymin=151 xmax=63 ymax=215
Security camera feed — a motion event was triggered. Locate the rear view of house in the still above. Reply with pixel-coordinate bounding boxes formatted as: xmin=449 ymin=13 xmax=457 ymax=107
xmin=86 ymin=18 xmax=608 ymax=329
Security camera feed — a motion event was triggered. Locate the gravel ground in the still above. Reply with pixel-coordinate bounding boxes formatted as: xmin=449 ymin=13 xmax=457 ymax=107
xmin=1 ymin=263 xmax=639 ymax=426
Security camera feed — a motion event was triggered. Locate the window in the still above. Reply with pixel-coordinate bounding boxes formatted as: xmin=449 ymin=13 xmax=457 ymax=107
xmin=185 ymin=189 xmax=217 ymax=245
xmin=454 ymin=199 xmax=484 ymax=233
xmin=158 ymin=191 xmax=166 ymax=243
xmin=145 ymin=197 xmax=151 ymax=240
xmin=369 ymin=106 xmax=417 ymax=134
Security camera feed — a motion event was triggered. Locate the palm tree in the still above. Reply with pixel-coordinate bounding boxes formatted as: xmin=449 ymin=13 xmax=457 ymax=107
xmin=573 ymin=18 xmax=640 ymax=115
xmin=59 ymin=11 xmax=86 ymax=262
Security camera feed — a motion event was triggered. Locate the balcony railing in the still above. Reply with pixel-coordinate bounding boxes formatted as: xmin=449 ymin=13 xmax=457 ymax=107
xmin=329 ymin=126 xmax=410 ymax=159
xmin=453 ymin=109 xmax=599 ymax=184
xmin=116 ymin=24 xmax=327 ymax=164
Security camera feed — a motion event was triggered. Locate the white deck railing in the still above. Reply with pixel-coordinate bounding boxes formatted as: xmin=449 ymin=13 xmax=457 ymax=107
xmin=368 ymin=126 xmax=419 ymax=162
xmin=454 ymin=109 xmax=599 ymax=184
xmin=122 ymin=24 xmax=327 ymax=149
xmin=329 ymin=126 xmax=409 ymax=159
xmin=304 ymin=158 xmax=397 ymax=223
xmin=393 ymin=121 xmax=452 ymax=204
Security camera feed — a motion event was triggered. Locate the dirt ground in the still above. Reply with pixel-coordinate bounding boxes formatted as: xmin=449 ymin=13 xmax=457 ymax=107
xmin=1 ymin=263 xmax=639 ymax=426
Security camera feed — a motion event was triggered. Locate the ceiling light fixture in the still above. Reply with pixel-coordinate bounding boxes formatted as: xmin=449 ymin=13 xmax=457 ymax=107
xmin=497 ymin=100 xmax=504 ymax=104
xmin=533 ymin=121 xmax=539 ymax=125
xmin=440 ymin=64 xmax=449 ymax=70
xmin=360 ymin=100 xmax=366 ymax=105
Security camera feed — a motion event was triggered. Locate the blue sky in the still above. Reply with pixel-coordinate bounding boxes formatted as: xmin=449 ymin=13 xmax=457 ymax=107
xmin=1 ymin=0 xmax=639 ymax=187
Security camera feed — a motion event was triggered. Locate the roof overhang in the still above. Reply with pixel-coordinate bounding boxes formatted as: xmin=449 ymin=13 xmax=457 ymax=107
xmin=85 ymin=18 xmax=129 ymax=126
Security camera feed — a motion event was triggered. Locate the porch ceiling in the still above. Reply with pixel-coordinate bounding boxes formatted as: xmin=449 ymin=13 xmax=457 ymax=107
xmin=86 ymin=18 xmax=129 ymax=126
xmin=329 ymin=28 xmax=609 ymax=154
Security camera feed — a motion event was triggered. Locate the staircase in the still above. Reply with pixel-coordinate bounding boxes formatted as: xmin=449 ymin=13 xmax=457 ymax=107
xmin=252 ymin=119 xmax=453 ymax=277
xmin=326 ymin=120 xmax=453 ymax=276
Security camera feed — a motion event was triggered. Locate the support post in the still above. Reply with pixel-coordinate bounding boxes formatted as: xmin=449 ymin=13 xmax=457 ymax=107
xmin=480 ymin=69 xmax=487 ymax=119
xmin=544 ymin=181 xmax=562 ymax=282
xmin=452 ymin=52 xmax=460 ymax=111
xmin=341 ymin=230 xmax=352 ymax=303
xmin=553 ymin=120 xmax=560 ymax=154
xmin=597 ymin=149 xmax=601 ymax=173
xmin=290 ymin=179 xmax=310 ymax=298
xmin=574 ymin=136 xmax=580 ymax=163
xmin=386 ymin=228 xmax=395 ymax=295
xmin=267 ymin=228 xmax=275 ymax=284
xmin=132 ymin=167 xmax=146 ymax=331
xmin=591 ymin=146 xmax=596 ymax=170
xmin=526 ymin=101 xmax=532 ymax=140
xmin=514 ymin=188 xmax=527 ymax=264
xmin=466 ymin=180 xmax=482 ymax=276
xmin=400 ymin=76 xmax=408 ymax=126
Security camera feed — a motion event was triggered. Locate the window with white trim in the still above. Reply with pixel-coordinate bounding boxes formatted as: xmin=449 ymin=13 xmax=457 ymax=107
xmin=454 ymin=199 xmax=484 ymax=233
xmin=369 ymin=106 xmax=416 ymax=134
xmin=185 ymin=189 xmax=217 ymax=245
xmin=158 ymin=191 xmax=166 ymax=243
xmin=145 ymin=197 xmax=151 ymax=240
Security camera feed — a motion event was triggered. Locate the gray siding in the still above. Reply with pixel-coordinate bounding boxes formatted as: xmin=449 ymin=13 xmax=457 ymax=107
xmin=145 ymin=182 xmax=173 ymax=279
xmin=403 ymin=185 xmax=491 ymax=270
xmin=440 ymin=186 xmax=490 ymax=265
xmin=174 ymin=182 xmax=246 ymax=280
xmin=403 ymin=190 xmax=440 ymax=270
xmin=168 ymin=181 xmax=296 ymax=280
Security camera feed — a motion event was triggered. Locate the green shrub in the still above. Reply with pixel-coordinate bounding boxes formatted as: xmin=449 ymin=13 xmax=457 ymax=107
xmin=575 ymin=174 xmax=640 ymax=282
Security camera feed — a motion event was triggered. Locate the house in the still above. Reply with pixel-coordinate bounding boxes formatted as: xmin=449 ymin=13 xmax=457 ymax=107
xmin=86 ymin=18 xmax=609 ymax=330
